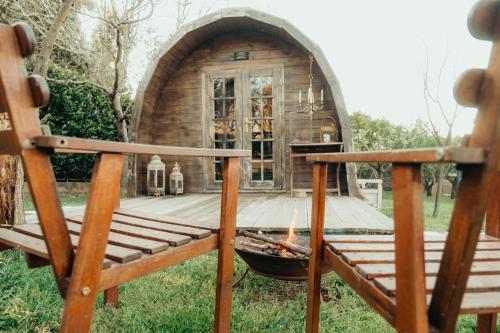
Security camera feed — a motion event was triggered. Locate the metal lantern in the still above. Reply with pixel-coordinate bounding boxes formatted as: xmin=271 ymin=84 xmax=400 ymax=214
xmin=169 ymin=162 xmax=184 ymax=195
xmin=147 ymin=155 xmax=165 ymax=196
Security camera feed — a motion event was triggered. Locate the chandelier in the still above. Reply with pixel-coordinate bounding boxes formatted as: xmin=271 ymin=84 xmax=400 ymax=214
xmin=298 ymin=55 xmax=324 ymax=114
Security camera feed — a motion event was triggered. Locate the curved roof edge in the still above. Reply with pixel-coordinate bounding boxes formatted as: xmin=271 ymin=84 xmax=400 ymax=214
xmin=131 ymin=7 xmax=360 ymax=196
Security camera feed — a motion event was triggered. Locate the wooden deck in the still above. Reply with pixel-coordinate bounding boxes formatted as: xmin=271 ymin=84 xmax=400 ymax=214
xmin=27 ymin=194 xmax=393 ymax=234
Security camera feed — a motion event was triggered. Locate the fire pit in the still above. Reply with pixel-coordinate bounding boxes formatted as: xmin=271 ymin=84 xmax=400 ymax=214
xmin=235 ymin=233 xmax=333 ymax=281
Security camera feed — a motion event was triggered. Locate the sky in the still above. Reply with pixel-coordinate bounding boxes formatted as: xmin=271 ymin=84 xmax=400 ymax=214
xmin=83 ymin=0 xmax=490 ymax=136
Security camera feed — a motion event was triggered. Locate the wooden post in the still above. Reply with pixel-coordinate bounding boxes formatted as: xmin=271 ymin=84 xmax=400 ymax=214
xmin=392 ymin=163 xmax=428 ymax=333
xmin=103 ymin=183 xmax=122 ymax=308
xmin=60 ymin=153 xmax=124 ymax=333
xmin=214 ymin=157 xmax=240 ymax=333
xmin=306 ymin=162 xmax=328 ymax=333
xmin=477 ymin=172 xmax=500 ymax=333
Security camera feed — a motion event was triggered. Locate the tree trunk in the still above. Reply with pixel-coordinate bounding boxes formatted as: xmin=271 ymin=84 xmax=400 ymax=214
xmin=33 ymin=0 xmax=77 ymax=77
xmin=0 ymin=114 xmax=25 ymax=226
xmin=424 ymin=181 xmax=434 ymax=197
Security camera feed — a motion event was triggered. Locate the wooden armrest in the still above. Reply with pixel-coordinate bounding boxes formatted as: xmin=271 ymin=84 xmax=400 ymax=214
xmin=306 ymin=147 xmax=486 ymax=164
xmin=31 ymin=136 xmax=251 ymax=158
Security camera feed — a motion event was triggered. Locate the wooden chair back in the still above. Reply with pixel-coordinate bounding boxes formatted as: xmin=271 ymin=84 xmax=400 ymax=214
xmin=0 ymin=23 xmax=74 ymax=295
xmin=428 ymin=1 xmax=500 ymax=330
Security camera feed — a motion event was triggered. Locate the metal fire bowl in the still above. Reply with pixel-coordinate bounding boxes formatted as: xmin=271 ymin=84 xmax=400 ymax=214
xmin=235 ymin=235 xmax=333 ymax=281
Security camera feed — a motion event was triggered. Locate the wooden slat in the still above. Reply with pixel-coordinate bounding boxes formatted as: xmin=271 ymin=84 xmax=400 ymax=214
xmin=336 ymin=249 xmax=500 ymax=265
xmin=357 ymin=261 xmax=500 ymax=279
xmin=67 ymin=216 xmax=191 ymax=246
xmin=99 ymin=234 xmax=219 ymax=291
xmin=325 ymin=234 xmax=499 ymax=243
xmin=331 ymin=241 xmax=500 ymax=253
xmin=323 ymin=246 xmax=396 ymax=326
xmin=13 ymin=224 xmax=142 ymax=264
xmin=65 ymin=221 xmax=169 ymax=254
xmin=306 ymin=147 xmax=486 ymax=164
xmin=375 ymin=275 xmax=500 ymax=297
xmin=33 ymin=135 xmax=251 ymax=158
xmin=0 ymin=228 xmax=49 ymax=259
xmin=114 ymin=209 xmax=219 ymax=232
xmin=111 ymin=214 xmax=211 ymax=239
xmin=0 ymin=229 xmax=111 ymax=269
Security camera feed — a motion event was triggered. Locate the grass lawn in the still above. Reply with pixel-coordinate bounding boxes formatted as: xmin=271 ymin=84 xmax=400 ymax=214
xmin=0 ymin=193 xmax=481 ymax=332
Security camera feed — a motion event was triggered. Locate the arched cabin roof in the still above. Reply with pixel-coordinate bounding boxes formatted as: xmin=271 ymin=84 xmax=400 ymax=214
xmin=131 ymin=7 xmax=359 ymax=196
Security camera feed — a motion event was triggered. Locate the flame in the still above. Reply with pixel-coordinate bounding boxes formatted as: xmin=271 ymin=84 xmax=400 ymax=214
xmin=286 ymin=207 xmax=298 ymax=244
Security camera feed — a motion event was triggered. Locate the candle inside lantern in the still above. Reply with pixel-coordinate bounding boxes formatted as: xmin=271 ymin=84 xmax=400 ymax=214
xmin=321 ymin=89 xmax=323 ymax=105
xmin=299 ymin=90 xmax=302 ymax=104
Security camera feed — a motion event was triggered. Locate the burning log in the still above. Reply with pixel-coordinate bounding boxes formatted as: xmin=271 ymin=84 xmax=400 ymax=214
xmin=240 ymin=231 xmax=311 ymax=257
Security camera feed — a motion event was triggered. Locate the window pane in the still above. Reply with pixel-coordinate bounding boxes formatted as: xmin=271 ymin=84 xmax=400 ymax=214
xmin=263 ymin=120 xmax=273 ymax=138
xmin=225 ymin=78 xmax=234 ymax=97
xmin=214 ymin=141 xmax=223 ymax=149
xmin=263 ymin=98 xmax=272 ymax=117
xmin=251 ymin=119 xmax=262 ymax=139
xmin=262 ymin=77 xmax=272 ymax=95
xmin=215 ymin=99 xmax=223 ymax=118
xmin=263 ymin=141 xmax=273 ymax=160
xmin=250 ymin=77 xmax=261 ymax=96
xmin=252 ymin=141 xmax=261 ymax=159
xmin=214 ymin=79 xmax=223 ymax=98
xmin=226 ymin=120 xmax=236 ymax=140
xmin=215 ymin=161 xmax=223 ymax=181
xmin=214 ymin=121 xmax=225 ymax=140
xmin=226 ymin=140 xmax=236 ymax=149
xmin=263 ymin=162 xmax=273 ymax=181
xmin=225 ymin=99 xmax=235 ymax=118
xmin=252 ymin=163 xmax=262 ymax=181
xmin=251 ymin=99 xmax=261 ymax=117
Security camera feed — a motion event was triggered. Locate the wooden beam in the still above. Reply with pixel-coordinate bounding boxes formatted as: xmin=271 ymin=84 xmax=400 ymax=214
xmin=98 ymin=235 xmax=218 ymax=291
xmin=392 ymin=163 xmax=428 ymax=333
xmin=60 ymin=153 xmax=124 ymax=333
xmin=214 ymin=157 xmax=241 ymax=333
xmin=306 ymin=147 xmax=486 ymax=164
xmin=0 ymin=25 xmax=75 ymax=296
xmin=306 ymin=162 xmax=328 ymax=333
xmin=33 ymin=135 xmax=252 ymax=158
xmin=477 ymin=313 xmax=497 ymax=333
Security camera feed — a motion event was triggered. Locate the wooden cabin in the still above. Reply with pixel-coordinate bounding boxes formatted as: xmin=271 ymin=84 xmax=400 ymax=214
xmin=129 ymin=8 xmax=358 ymax=196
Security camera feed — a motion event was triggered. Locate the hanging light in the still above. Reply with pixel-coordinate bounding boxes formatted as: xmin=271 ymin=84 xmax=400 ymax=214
xmin=298 ymin=55 xmax=324 ymax=114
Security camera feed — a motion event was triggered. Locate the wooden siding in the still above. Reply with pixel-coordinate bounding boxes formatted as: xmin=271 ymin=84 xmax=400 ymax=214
xmin=136 ymin=30 xmax=346 ymax=194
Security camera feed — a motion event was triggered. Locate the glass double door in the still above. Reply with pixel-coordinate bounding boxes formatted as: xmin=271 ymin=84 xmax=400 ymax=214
xmin=204 ymin=67 xmax=282 ymax=190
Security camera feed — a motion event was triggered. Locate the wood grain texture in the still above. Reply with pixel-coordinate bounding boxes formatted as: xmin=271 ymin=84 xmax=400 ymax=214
xmin=60 ymin=153 xmax=124 ymax=333
xmin=392 ymin=164 xmax=428 ymax=333
xmin=214 ymin=157 xmax=241 ymax=333
xmin=306 ymin=162 xmax=328 ymax=333
xmin=33 ymin=135 xmax=251 ymax=157
xmin=477 ymin=313 xmax=497 ymax=333
xmin=306 ymin=147 xmax=486 ymax=164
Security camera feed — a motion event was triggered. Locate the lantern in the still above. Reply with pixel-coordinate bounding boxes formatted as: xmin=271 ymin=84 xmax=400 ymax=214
xmin=169 ymin=162 xmax=184 ymax=195
xmin=146 ymin=155 xmax=165 ymax=196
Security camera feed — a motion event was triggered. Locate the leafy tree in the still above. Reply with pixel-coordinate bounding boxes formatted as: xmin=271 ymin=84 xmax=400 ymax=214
xmin=39 ymin=64 xmax=130 ymax=180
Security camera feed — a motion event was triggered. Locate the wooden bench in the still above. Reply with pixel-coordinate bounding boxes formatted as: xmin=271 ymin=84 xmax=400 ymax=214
xmin=0 ymin=22 xmax=251 ymax=332
xmin=305 ymin=1 xmax=500 ymax=332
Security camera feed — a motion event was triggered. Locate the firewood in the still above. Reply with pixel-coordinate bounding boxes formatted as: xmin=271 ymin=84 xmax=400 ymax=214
xmin=241 ymin=231 xmax=311 ymax=257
